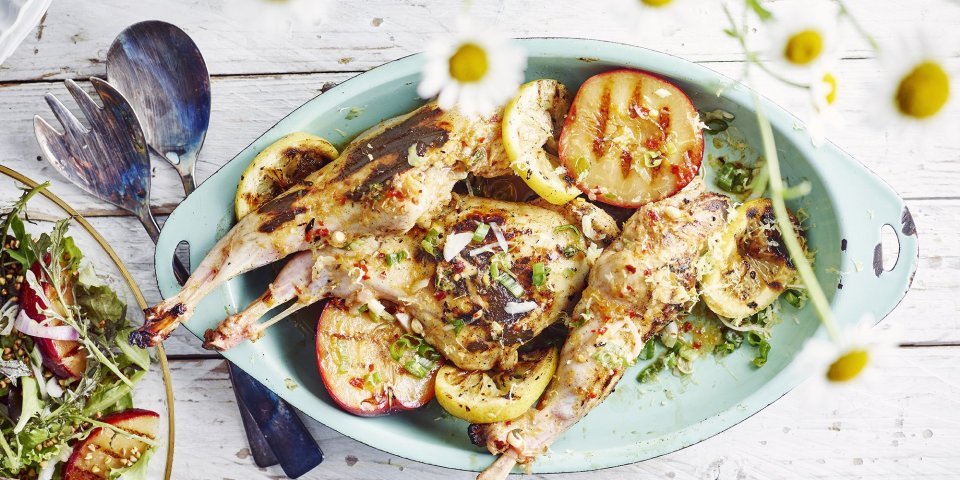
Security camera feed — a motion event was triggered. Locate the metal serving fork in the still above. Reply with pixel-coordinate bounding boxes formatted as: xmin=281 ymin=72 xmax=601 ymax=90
xmin=32 ymin=78 xmax=185 ymax=269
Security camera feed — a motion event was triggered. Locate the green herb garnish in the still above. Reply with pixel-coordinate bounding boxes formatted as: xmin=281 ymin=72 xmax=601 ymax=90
xmin=532 ymin=262 xmax=547 ymax=288
xmin=421 ymin=228 xmax=441 ymax=256
xmin=472 ymin=222 xmax=490 ymax=243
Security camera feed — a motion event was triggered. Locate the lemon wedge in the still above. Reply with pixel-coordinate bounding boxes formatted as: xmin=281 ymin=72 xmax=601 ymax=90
xmin=503 ymin=80 xmax=581 ymax=205
xmin=235 ymin=132 xmax=338 ymax=220
xmin=435 ymin=347 xmax=558 ymax=424
xmin=702 ymin=198 xmax=803 ymax=319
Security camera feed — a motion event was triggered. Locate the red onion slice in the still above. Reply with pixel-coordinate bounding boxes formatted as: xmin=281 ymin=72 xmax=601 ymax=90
xmin=14 ymin=310 xmax=79 ymax=341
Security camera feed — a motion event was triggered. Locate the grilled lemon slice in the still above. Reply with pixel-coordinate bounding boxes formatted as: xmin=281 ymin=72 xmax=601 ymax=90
xmin=435 ymin=347 xmax=558 ymax=424
xmin=235 ymin=132 xmax=339 ymax=220
xmin=702 ymin=198 xmax=804 ymax=319
xmin=503 ymin=79 xmax=581 ymax=205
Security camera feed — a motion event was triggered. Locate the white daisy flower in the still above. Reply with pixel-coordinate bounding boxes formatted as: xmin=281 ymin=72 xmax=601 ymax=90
xmin=793 ymin=315 xmax=898 ymax=400
xmin=873 ymin=33 xmax=955 ymax=143
xmin=805 ymin=69 xmax=845 ymax=146
xmin=760 ymin=0 xmax=840 ymax=79
xmin=230 ymin=0 xmax=332 ymax=32
xmin=417 ymin=19 xmax=526 ymax=117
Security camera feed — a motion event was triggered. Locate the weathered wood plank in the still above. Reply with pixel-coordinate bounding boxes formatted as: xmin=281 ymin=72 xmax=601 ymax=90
xmin=2 ymin=58 xmax=958 ymax=216
xmin=1 ymin=0 xmax=958 ymax=82
xmin=69 ymin=199 xmax=960 ymax=355
xmin=158 ymin=347 xmax=960 ymax=479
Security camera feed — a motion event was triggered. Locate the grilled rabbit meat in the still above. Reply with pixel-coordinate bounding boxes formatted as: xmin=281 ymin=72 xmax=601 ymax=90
xmin=205 ymin=195 xmax=619 ymax=371
xmin=471 ymin=178 xmax=730 ymax=478
xmin=132 ymin=102 xmax=513 ymax=347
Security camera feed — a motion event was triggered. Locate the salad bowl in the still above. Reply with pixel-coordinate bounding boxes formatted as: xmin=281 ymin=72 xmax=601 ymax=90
xmin=0 ymin=165 xmax=174 ymax=479
xmin=152 ymin=38 xmax=918 ymax=473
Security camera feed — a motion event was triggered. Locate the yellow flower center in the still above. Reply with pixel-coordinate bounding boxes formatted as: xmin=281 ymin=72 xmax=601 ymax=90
xmin=641 ymin=0 xmax=673 ymax=7
xmin=449 ymin=43 xmax=489 ymax=83
xmin=823 ymin=73 xmax=838 ymax=105
xmin=895 ymin=61 xmax=950 ymax=119
xmin=826 ymin=349 xmax=869 ymax=383
xmin=784 ymin=29 xmax=824 ymax=66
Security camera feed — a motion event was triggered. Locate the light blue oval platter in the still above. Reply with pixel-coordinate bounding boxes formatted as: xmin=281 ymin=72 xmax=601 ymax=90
xmin=154 ymin=38 xmax=918 ymax=473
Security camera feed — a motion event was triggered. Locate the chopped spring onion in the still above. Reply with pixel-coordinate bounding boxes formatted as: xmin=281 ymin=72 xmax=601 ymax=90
xmin=421 ymin=228 xmax=441 ymax=256
xmin=594 ymin=349 xmax=627 ymax=370
xmin=504 ymin=301 xmax=537 ymax=315
xmin=783 ymin=288 xmax=807 ymax=309
xmin=389 ymin=334 xmax=440 ymax=378
xmin=471 ymin=148 xmax=487 ymax=165
xmin=448 ymin=317 xmax=465 ymax=335
xmin=753 ymin=339 xmax=771 ymax=368
xmin=562 ymin=312 xmax=586 ymax=329
xmin=472 ymin=222 xmax=490 ymax=243
xmin=713 ymin=329 xmax=744 ymax=357
xmin=366 ymin=299 xmax=392 ymax=321
xmin=561 ymin=245 xmax=582 ymax=259
xmin=363 ymin=371 xmax=382 ymax=391
xmin=573 ymin=156 xmax=590 ymax=177
xmin=639 ymin=341 xmax=656 ymax=361
xmin=489 ymin=251 xmax=511 ymax=280
xmin=496 ymin=272 xmax=524 ymax=298
xmin=715 ymin=162 xmax=754 ymax=194
xmin=532 ymin=262 xmax=547 ymax=288
xmin=490 ymin=222 xmax=508 ymax=252
xmin=443 ymin=232 xmax=474 ymax=262
xmin=643 ymin=152 xmax=662 ymax=168
xmin=385 ymin=250 xmax=407 ymax=267
xmin=554 ymin=224 xmax=583 ymax=243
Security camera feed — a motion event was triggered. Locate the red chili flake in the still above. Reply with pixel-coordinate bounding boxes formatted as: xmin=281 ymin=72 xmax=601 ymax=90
xmin=625 ymin=265 xmax=637 ymax=274
xmin=626 ymin=285 xmax=634 ymax=293
xmin=693 ymin=341 xmax=702 ymax=350
xmin=645 ymin=136 xmax=660 ymax=150
xmin=452 ymin=261 xmax=465 ymax=274
xmin=368 ymin=364 xmax=375 ymax=372
xmin=588 ymin=392 xmax=598 ymax=399
xmin=644 ymin=268 xmax=652 ymax=276
xmin=317 ymin=227 xmax=330 ymax=238
xmin=434 ymin=291 xmax=447 ymax=301
xmin=597 ymin=326 xmax=608 ymax=335
xmin=349 ymin=378 xmax=364 ymax=389
xmin=377 ymin=252 xmax=386 ymax=260
xmin=682 ymin=321 xmax=693 ymax=332
xmin=658 ymin=106 xmax=671 ymax=132
xmin=354 ymin=262 xmax=370 ymax=280
xmin=646 ymin=210 xmax=660 ymax=222
xmin=385 ymin=189 xmax=406 ymax=201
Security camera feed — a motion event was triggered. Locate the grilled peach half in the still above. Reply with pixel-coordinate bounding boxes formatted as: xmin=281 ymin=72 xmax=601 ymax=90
xmin=315 ymin=300 xmax=440 ymax=416
xmin=559 ymin=69 xmax=704 ymax=207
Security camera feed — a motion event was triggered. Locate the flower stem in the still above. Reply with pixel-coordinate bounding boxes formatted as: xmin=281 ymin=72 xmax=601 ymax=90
xmin=833 ymin=0 xmax=880 ymax=52
xmin=752 ymin=92 xmax=841 ymax=342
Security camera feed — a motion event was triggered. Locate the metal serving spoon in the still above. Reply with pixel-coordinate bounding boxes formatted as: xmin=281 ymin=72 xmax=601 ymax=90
xmin=104 ymin=21 xmax=322 ymax=477
xmin=105 ymin=20 xmax=209 ymax=196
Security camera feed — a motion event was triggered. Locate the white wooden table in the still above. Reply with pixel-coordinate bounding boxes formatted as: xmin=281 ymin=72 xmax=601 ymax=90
xmin=1 ymin=1 xmax=958 ymax=478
